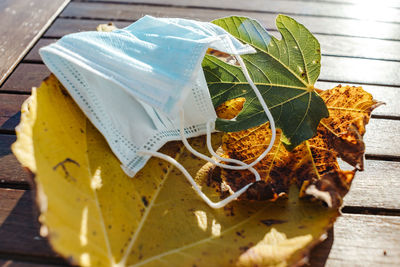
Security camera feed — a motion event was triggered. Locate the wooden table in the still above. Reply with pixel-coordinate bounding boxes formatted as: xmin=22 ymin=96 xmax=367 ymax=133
xmin=1 ymin=0 xmax=400 ymax=266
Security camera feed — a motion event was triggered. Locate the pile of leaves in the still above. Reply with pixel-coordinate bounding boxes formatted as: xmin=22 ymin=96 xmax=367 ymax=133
xmin=11 ymin=15 xmax=380 ymax=267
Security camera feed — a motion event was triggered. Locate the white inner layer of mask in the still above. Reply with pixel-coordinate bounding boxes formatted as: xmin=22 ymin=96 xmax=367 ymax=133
xmin=138 ymin=49 xmax=276 ymax=209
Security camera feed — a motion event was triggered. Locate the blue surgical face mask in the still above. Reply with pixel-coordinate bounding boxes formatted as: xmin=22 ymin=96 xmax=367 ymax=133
xmin=39 ymin=15 xmax=276 ymax=208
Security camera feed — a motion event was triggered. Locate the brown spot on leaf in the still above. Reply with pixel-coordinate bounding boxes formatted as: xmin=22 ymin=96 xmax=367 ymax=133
xmin=141 ymin=196 xmax=149 ymax=207
xmin=239 ymin=246 xmax=249 ymax=252
xmin=260 ymin=219 xmax=288 ymax=226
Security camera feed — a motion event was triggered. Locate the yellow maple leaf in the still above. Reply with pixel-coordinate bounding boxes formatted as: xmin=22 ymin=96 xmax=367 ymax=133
xmin=12 ymin=75 xmax=340 ymax=266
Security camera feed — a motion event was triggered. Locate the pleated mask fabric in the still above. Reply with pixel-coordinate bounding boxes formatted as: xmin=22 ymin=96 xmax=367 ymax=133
xmin=39 ymin=15 xmax=256 ymax=176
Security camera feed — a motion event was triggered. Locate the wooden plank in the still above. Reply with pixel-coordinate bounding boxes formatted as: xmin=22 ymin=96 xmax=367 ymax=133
xmin=60 ymin=2 xmax=400 ymax=41
xmin=24 ymin=39 xmax=58 ymax=63
xmin=74 ymin=0 xmax=400 ymax=10
xmin=315 ymin=81 xmax=400 ymax=119
xmin=0 ymin=95 xmax=26 ymax=131
xmin=0 ymin=189 xmax=65 ymax=261
xmin=303 ymin=0 xmax=400 ymax=9
xmin=0 ymin=64 xmax=50 ymax=93
xmin=30 ymin=31 xmax=400 ymax=63
xmin=0 ymin=188 xmax=398 ymax=266
xmin=76 ymin=0 xmax=400 ymax=24
xmin=80 ymin=0 xmax=400 ymax=10
xmin=44 ymin=18 xmax=130 ymax=38
xmin=310 ymin=213 xmax=400 ymax=266
xmin=0 ymin=94 xmax=28 ymax=132
xmin=343 ymin=160 xmax=400 ymax=210
xmin=0 ymin=260 xmax=66 ymax=267
xmin=0 ymin=135 xmax=30 ymax=187
xmin=320 ymin=56 xmax=400 ymax=87
xmin=0 ymin=0 xmax=70 ymax=86
xmin=364 ymin=119 xmax=400 ymax=158
xmin=318 ymin=34 xmax=400 ymax=62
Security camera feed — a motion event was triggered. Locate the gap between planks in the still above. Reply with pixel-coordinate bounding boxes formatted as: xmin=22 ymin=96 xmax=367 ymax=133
xmin=68 ymin=0 xmax=400 ymax=24
xmin=0 ymin=254 xmax=68 ymax=267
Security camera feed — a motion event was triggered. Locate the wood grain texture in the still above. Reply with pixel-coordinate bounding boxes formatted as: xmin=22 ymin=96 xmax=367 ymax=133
xmin=317 ymin=35 xmax=400 ymax=62
xmin=0 ymin=64 xmax=50 ymax=93
xmin=310 ymin=213 xmax=400 ymax=266
xmin=0 ymin=189 xmax=66 ymax=262
xmin=0 ymin=135 xmax=30 ymax=188
xmin=61 ymin=2 xmax=400 ymax=40
xmin=0 ymin=0 xmax=70 ymax=86
xmin=76 ymin=0 xmax=400 ymax=23
xmin=84 ymin=0 xmax=400 ymax=10
xmin=343 ymin=160 xmax=400 ymax=210
xmin=0 ymin=94 xmax=28 ymax=132
xmin=24 ymin=39 xmax=58 ymax=62
xmin=320 ymin=56 xmax=400 ymax=86
xmin=0 ymin=260 xmax=66 ymax=267
xmin=303 ymin=0 xmax=400 ymax=9
xmin=364 ymin=118 xmax=400 ymax=158
xmin=315 ymin=81 xmax=400 ymax=119
xmin=0 ymin=187 xmax=399 ymax=266
xmin=44 ymin=18 xmax=131 ymax=38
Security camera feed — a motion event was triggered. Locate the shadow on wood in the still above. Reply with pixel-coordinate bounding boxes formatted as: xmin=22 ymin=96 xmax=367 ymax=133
xmin=0 ymin=190 xmax=68 ymax=265
xmin=1 ymin=112 xmax=21 ymax=133
xmin=309 ymin=227 xmax=334 ymax=266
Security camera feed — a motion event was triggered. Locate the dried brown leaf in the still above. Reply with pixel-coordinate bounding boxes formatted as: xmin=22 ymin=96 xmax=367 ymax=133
xmin=217 ymin=85 xmax=381 ymax=208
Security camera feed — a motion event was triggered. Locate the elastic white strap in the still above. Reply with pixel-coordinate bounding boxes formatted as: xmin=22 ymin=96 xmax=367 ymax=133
xmin=179 ymin=109 xmax=261 ymax=180
xmin=138 ymin=40 xmax=276 ymax=209
xmin=174 ymin=54 xmax=276 ymax=208
xmin=137 ymin=150 xmax=253 ymax=209
xmin=205 ymin=53 xmax=277 ymax=168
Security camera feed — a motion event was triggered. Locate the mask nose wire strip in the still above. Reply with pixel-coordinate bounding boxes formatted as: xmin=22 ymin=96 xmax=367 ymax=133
xmin=138 ymin=150 xmax=253 ymax=209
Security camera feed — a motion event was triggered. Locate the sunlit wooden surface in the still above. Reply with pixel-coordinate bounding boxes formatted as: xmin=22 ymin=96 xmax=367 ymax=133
xmin=1 ymin=0 xmax=400 ymax=265
xmin=0 ymin=0 xmax=69 ymax=86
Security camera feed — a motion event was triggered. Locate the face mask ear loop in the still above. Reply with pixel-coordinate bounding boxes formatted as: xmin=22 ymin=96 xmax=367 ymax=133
xmin=205 ymin=119 xmax=259 ymax=181
xmin=205 ymin=37 xmax=277 ymax=169
xmin=232 ymin=53 xmax=276 ymax=166
xmin=178 ymin=109 xmax=261 ymax=180
xmin=138 ymin=150 xmax=253 ymax=209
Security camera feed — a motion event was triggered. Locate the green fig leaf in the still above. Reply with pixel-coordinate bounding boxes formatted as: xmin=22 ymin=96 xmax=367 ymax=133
xmin=203 ymin=15 xmax=329 ymax=149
